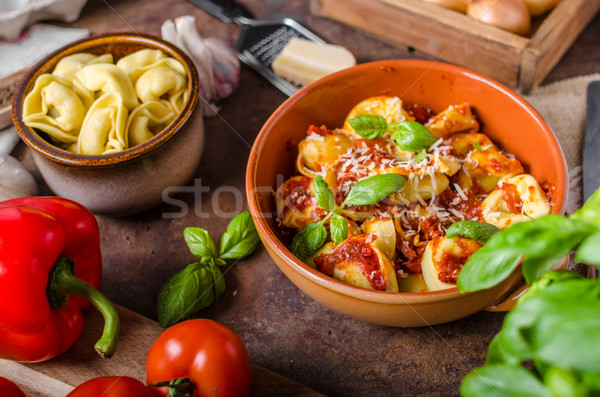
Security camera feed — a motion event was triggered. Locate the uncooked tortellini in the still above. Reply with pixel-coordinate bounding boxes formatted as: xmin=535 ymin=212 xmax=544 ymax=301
xmin=22 ymin=49 xmax=188 ymax=155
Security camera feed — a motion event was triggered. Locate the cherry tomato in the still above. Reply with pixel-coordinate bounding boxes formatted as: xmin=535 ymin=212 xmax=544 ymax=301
xmin=67 ymin=376 xmax=156 ymax=397
xmin=146 ymin=319 xmax=252 ymax=397
xmin=0 ymin=377 xmax=26 ymax=397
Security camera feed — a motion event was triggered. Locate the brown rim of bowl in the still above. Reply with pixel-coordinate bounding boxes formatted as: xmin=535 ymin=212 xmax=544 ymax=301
xmin=246 ymin=59 xmax=568 ymax=305
xmin=12 ymin=32 xmax=199 ymax=168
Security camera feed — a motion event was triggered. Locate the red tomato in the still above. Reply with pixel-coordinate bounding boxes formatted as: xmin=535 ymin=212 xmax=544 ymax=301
xmin=67 ymin=376 xmax=156 ymax=397
xmin=146 ymin=319 xmax=252 ymax=397
xmin=0 ymin=377 xmax=26 ymax=397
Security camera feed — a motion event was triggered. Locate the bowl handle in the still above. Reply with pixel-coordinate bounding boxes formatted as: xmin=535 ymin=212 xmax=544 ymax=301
xmin=484 ymin=282 xmax=528 ymax=312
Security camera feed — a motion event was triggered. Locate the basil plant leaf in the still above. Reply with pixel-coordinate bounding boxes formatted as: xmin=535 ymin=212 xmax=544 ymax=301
xmin=157 ymin=261 xmax=221 ymax=328
xmin=571 ymin=186 xmax=600 ymax=227
xmin=348 ymin=115 xmax=387 ymax=140
xmin=413 ymin=149 xmax=429 ymax=163
xmin=460 ymin=364 xmax=552 ymax=397
xmin=219 ymin=211 xmax=261 ymax=260
xmin=457 ymin=215 xmax=592 ymax=292
xmin=498 ymin=278 xmax=600 ymax=374
xmin=330 ymin=214 xmax=348 ymax=245
xmin=291 ymin=222 xmax=327 ymax=260
xmin=391 ymin=121 xmax=437 ymax=151
xmin=313 ymin=175 xmax=335 ymax=212
xmin=183 ymin=227 xmax=217 ymax=259
xmin=574 ymin=231 xmax=600 ymax=266
xmin=342 ymin=173 xmax=405 ymax=207
xmin=446 ymin=220 xmax=500 ymax=243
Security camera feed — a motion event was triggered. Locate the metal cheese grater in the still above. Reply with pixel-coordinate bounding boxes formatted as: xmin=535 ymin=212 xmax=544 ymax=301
xmin=186 ymin=0 xmax=325 ymax=97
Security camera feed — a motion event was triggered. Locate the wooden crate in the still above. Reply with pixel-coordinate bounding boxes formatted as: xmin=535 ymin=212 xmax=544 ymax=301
xmin=310 ymin=0 xmax=600 ymax=92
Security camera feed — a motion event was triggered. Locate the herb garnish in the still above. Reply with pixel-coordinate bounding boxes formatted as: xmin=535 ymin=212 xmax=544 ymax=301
xmin=291 ymin=174 xmax=404 ymax=259
xmin=157 ymin=211 xmax=260 ymax=328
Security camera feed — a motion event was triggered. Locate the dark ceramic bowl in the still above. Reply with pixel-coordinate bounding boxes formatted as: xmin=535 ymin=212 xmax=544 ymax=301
xmin=12 ymin=32 xmax=204 ymax=216
xmin=246 ymin=59 xmax=568 ymax=327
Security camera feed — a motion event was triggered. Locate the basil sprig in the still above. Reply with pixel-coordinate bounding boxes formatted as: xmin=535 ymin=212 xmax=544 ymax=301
xmin=291 ymin=174 xmax=404 ymax=259
xmin=348 ymin=115 xmax=388 ymax=140
xmin=460 ymin=272 xmax=600 ymax=397
xmin=348 ymin=115 xmax=437 ymax=152
xmin=390 ymin=121 xmax=437 ymax=151
xmin=157 ymin=211 xmax=260 ymax=328
xmin=446 ymin=220 xmax=500 ymax=244
xmin=457 ymin=187 xmax=600 ymax=292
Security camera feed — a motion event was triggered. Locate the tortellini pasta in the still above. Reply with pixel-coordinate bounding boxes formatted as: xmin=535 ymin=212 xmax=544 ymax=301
xmin=277 ymin=96 xmax=555 ymax=292
xmin=22 ymin=49 xmax=188 ymax=155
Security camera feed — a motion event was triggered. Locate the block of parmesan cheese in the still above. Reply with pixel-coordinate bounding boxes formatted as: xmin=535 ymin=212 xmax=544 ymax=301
xmin=271 ymin=38 xmax=356 ymax=87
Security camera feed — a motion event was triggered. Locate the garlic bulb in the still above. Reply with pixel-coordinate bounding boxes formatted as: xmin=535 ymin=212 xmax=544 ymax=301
xmin=0 ymin=155 xmax=37 ymax=201
xmin=161 ymin=16 xmax=240 ymax=116
xmin=467 ymin=0 xmax=531 ymax=35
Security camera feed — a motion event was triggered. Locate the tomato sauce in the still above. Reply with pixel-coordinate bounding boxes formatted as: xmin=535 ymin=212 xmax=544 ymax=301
xmin=436 ymin=239 xmax=481 ymax=283
xmin=280 ymin=177 xmax=326 ymax=221
xmin=438 ymin=189 xmax=484 ymax=221
xmin=501 ymin=183 xmax=524 ymax=214
xmin=403 ymin=103 xmax=434 ymax=124
xmin=541 ymin=182 xmax=557 ymax=204
xmin=307 ymin=124 xmax=331 ymax=137
xmin=314 ymin=236 xmax=387 ymax=290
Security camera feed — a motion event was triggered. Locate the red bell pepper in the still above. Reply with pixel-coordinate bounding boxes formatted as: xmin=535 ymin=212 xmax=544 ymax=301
xmin=0 ymin=197 xmax=119 ymax=363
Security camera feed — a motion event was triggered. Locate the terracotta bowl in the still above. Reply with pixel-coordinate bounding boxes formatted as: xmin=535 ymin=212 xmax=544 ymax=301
xmin=246 ymin=60 xmax=567 ymax=327
xmin=12 ymin=32 xmax=203 ymax=216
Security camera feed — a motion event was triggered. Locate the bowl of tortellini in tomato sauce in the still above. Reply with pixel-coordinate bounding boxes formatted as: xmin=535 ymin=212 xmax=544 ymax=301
xmin=12 ymin=32 xmax=203 ymax=216
xmin=246 ymin=59 xmax=567 ymax=327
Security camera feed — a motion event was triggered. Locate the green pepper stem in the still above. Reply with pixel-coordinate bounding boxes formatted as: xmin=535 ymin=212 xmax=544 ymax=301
xmin=49 ymin=257 xmax=120 ymax=358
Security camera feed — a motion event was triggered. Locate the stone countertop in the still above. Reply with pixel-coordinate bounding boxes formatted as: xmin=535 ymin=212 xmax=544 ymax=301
xmin=16 ymin=1 xmax=600 ymax=395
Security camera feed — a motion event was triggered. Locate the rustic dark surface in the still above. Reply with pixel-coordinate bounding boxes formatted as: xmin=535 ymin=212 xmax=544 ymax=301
xmin=14 ymin=1 xmax=600 ymax=396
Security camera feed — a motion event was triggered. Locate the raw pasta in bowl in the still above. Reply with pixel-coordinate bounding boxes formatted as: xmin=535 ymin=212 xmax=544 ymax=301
xmin=12 ymin=33 xmax=203 ymax=215
xmin=22 ymin=48 xmax=188 ymax=155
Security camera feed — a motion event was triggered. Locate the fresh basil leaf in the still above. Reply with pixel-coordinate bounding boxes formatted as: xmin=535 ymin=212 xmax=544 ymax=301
xmin=313 ymin=175 xmax=334 ymax=212
xmin=521 ymin=270 xmax=584 ymax=303
xmin=574 ymin=231 xmax=600 ymax=266
xmin=348 ymin=115 xmax=387 ymax=140
xmin=457 ymin=249 xmax=523 ymax=293
xmin=460 ymin=365 xmax=552 ymax=397
xmin=499 ymin=278 xmax=600 ymax=373
xmin=390 ymin=121 xmax=437 ymax=151
xmin=473 ymin=142 xmax=483 ymax=152
xmin=413 ymin=149 xmax=429 ymax=163
xmin=571 ymin=187 xmax=600 ymax=227
xmin=342 ymin=173 xmax=405 ymax=207
xmin=207 ymin=258 xmax=226 ymax=300
xmin=157 ymin=261 xmax=218 ymax=328
xmin=485 ymin=332 xmax=522 ymax=366
xmin=330 ymin=214 xmax=348 ymax=245
xmin=291 ymin=222 xmax=327 ymax=260
xmin=457 ymin=215 xmax=592 ymax=292
xmin=543 ymin=367 xmax=589 ymax=397
xmin=183 ymin=227 xmax=217 ymax=259
xmin=219 ymin=211 xmax=260 ymax=260
xmin=446 ymin=220 xmax=499 ymax=243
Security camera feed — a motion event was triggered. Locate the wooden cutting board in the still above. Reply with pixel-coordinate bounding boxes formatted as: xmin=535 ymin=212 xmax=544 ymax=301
xmin=0 ymin=306 xmax=324 ymax=396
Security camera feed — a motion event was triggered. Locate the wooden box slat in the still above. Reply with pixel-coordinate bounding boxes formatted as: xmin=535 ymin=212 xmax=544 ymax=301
xmin=310 ymin=0 xmax=600 ymax=92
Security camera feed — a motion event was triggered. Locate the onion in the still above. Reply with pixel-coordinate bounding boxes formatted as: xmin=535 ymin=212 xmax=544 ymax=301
xmin=421 ymin=0 xmax=468 ymax=13
xmin=521 ymin=0 xmax=560 ymax=16
xmin=467 ymin=0 xmax=531 ymax=35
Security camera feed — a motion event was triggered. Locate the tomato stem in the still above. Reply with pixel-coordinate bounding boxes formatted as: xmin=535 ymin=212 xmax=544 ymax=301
xmin=152 ymin=377 xmax=195 ymax=397
xmin=48 ymin=257 xmax=120 ymax=358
